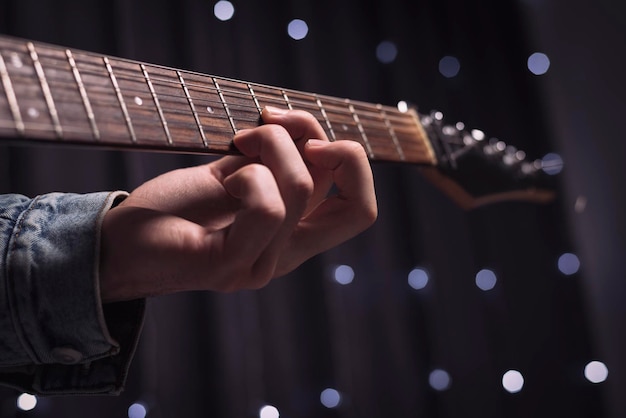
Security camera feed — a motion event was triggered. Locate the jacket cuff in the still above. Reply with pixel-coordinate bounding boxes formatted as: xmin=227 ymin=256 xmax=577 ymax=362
xmin=1 ymin=191 xmax=145 ymax=395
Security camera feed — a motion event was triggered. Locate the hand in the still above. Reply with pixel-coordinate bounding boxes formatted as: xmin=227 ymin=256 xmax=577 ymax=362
xmin=99 ymin=107 xmax=377 ymax=302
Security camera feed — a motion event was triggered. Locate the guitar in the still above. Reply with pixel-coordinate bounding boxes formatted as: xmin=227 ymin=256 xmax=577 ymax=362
xmin=0 ymin=35 xmax=554 ymax=209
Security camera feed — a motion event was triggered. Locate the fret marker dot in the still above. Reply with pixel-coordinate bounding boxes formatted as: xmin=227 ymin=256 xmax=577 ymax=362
xmin=341 ymin=124 xmax=348 ymax=131
xmin=134 ymin=96 xmax=143 ymax=106
xmin=207 ymin=106 xmax=215 ymax=114
xmin=11 ymin=53 xmax=23 ymax=68
xmin=27 ymin=108 xmax=40 ymax=119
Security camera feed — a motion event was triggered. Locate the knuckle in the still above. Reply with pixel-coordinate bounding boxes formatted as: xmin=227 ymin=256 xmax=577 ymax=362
xmin=362 ymin=202 xmax=378 ymax=226
xmin=342 ymin=140 xmax=368 ymax=157
xmin=258 ymin=199 xmax=287 ymax=223
xmin=261 ymin=123 xmax=289 ymax=138
xmin=298 ymin=110 xmax=320 ymax=125
xmin=289 ymin=172 xmax=314 ymax=200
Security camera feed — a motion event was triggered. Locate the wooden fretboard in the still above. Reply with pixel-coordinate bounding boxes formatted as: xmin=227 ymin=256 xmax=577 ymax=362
xmin=0 ymin=35 xmax=437 ymax=165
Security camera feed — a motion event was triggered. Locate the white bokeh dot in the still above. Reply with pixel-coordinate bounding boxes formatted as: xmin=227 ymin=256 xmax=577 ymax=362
xmin=528 ymin=52 xmax=550 ymax=75
xmin=502 ymin=370 xmax=524 ymax=393
xmin=128 ymin=403 xmax=147 ymax=418
xmin=17 ymin=393 xmax=37 ymax=411
xmin=408 ymin=268 xmax=429 ymax=290
xmin=475 ymin=269 xmax=497 ymax=291
xmin=320 ymin=388 xmax=341 ymax=408
xmin=558 ymin=253 xmax=580 ymax=275
xmin=213 ymin=1 xmax=235 ymax=21
xmin=259 ymin=405 xmax=280 ymax=418
xmin=287 ymin=19 xmax=309 ymax=40
xmin=429 ymin=369 xmax=452 ymax=391
xmin=584 ymin=361 xmax=609 ymax=383
xmin=334 ymin=265 xmax=355 ymax=285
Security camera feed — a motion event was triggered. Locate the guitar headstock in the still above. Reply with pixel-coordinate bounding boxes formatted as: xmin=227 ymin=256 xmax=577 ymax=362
xmin=417 ymin=110 xmax=556 ymax=209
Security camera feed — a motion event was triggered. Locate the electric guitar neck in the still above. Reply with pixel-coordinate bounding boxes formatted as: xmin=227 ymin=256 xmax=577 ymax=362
xmin=0 ymin=34 xmax=554 ymax=209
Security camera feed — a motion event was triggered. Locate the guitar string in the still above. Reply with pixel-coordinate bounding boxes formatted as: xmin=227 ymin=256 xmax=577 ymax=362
xmin=2 ymin=73 xmax=422 ymax=155
xmin=31 ymin=47 xmax=420 ymax=127
xmin=0 ymin=44 xmax=429 ymax=158
xmin=5 ymin=47 xmax=420 ymax=137
xmin=1 ymin=41 xmax=422 ymax=129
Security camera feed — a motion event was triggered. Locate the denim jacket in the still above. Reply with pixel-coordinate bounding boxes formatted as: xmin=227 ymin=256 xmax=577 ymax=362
xmin=0 ymin=192 xmax=145 ymax=395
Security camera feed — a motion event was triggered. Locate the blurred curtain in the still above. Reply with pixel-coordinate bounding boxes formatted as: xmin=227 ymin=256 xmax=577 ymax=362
xmin=1 ymin=0 xmax=619 ymax=417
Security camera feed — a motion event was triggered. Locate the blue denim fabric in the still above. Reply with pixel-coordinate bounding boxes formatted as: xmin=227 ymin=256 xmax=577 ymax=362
xmin=0 ymin=192 xmax=145 ymax=395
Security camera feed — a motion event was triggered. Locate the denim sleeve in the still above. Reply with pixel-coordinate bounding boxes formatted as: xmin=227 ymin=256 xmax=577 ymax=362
xmin=0 ymin=192 xmax=145 ymax=395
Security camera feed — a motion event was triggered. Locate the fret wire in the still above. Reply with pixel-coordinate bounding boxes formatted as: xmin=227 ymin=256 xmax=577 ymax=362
xmin=212 ymin=77 xmax=237 ymax=134
xmin=103 ymin=56 xmax=136 ymax=143
xmin=27 ymin=42 xmax=63 ymax=138
xmin=177 ymin=71 xmax=208 ymax=148
xmin=66 ymin=49 xmax=100 ymax=140
xmin=11 ymin=78 xmax=241 ymax=130
xmin=281 ymin=90 xmax=293 ymax=109
xmin=3 ymin=41 xmax=428 ymax=162
xmin=7 ymin=45 xmax=368 ymax=117
xmin=0 ymin=51 xmax=25 ymax=135
xmin=377 ymin=104 xmax=405 ymax=161
xmin=16 ymin=52 xmax=327 ymax=118
xmin=247 ymin=83 xmax=262 ymax=114
xmin=0 ymin=115 xmax=231 ymax=145
xmin=408 ymin=110 xmax=436 ymax=163
xmin=347 ymin=100 xmax=373 ymax=158
xmin=141 ymin=64 xmax=173 ymax=145
xmin=18 ymin=46 xmax=308 ymax=107
xmin=315 ymin=95 xmax=336 ymax=141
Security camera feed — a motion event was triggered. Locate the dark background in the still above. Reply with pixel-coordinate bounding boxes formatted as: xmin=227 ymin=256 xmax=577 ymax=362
xmin=1 ymin=0 xmax=624 ymax=417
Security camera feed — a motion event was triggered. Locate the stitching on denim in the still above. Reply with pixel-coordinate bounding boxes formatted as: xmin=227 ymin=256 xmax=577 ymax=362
xmin=6 ymin=195 xmax=44 ymax=364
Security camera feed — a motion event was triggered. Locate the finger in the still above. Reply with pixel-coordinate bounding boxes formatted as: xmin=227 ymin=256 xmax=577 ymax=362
xmin=279 ymin=139 xmax=377 ymax=274
xmin=231 ymin=124 xmax=315 ymax=282
xmin=222 ymin=163 xmax=286 ymax=288
xmin=261 ymin=106 xmax=334 ymax=213
xmin=233 ymin=124 xmax=313 ymax=219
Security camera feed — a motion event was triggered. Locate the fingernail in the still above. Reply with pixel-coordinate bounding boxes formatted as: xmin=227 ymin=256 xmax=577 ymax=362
xmin=264 ymin=105 xmax=288 ymax=115
xmin=234 ymin=128 xmax=251 ymax=137
xmin=306 ymin=139 xmax=328 ymax=147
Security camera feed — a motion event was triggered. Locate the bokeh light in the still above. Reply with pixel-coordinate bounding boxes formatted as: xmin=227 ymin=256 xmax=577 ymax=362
xmin=17 ymin=393 xmax=37 ymax=411
xmin=429 ymin=369 xmax=452 ymax=391
xmin=541 ymin=152 xmax=564 ymax=175
xmin=128 ymin=403 xmax=147 ymax=418
xmin=439 ymin=56 xmax=460 ymax=78
xmin=528 ymin=52 xmax=550 ymax=75
xmin=287 ymin=19 xmax=309 ymax=40
xmin=320 ymin=388 xmax=342 ymax=408
xmin=502 ymin=370 xmax=524 ymax=393
xmin=376 ymin=41 xmax=398 ymax=64
xmin=558 ymin=253 xmax=580 ymax=275
xmin=584 ymin=361 xmax=609 ymax=383
xmin=259 ymin=405 xmax=280 ymax=418
xmin=334 ymin=265 xmax=355 ymax=285
xmin=475 ymin=269 xmax=497 ymax=291
xmin=408 ymin=268 xmax=429 ymax=290
xmin=213 ymin=1 xmax=235 ymax=21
